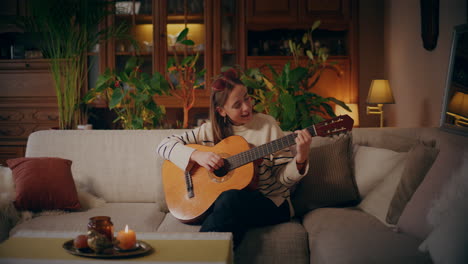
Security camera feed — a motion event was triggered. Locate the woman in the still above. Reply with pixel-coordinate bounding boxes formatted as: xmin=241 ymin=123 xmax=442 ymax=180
xmin=157 ymin=69 xmax=312 ymax=246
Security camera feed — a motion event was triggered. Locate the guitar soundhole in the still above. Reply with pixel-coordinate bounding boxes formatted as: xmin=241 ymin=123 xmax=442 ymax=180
xmin=213 ymin=166 xmax=228 ymax=177
xmin=208 ymin=156 xmax=233 ymax=183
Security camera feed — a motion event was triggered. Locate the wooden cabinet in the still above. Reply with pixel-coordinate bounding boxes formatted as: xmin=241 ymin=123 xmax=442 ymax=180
xmin=247 ymin=0 xmax=298 ymax=25
xmin=246 ymin=0 xmax=352 ymax=29
xmin=88 ymin=0 xmax=242 ymax=128
xmin=245 ymin=0 xmax=358 ymax=107
xmin=0 ymin=60 xmax=58 ymax=165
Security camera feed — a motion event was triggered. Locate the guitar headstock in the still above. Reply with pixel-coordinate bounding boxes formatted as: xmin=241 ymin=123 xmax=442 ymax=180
xmin=313 ymin=115 xmax=354 ymax=137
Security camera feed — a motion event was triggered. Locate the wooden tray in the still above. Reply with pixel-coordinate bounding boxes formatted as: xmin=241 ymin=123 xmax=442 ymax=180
xmin=63 ymin=240 xmax=153 ymax=259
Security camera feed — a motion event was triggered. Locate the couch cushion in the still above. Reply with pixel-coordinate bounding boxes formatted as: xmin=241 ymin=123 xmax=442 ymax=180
xmin=25 ymin=129 xmax=189 ymax=206
xmin=302 ymin=208 xmax=432 ymax=264
xmin=157 ymin=213 xmax=200 ymax=233
xmin=7 ymin=157 xmax=81 ymax=212
xmin=158 ymin=214 xmax=308 ymax=264
xmin=10 ymin=203 xmax=166 ymax=237
xmin=235 ymin=219 xmax=309 ymax=264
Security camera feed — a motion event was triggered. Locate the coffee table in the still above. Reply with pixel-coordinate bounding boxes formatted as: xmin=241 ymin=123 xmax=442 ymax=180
xmin=0 ymin=231 xmax=232 ymax=263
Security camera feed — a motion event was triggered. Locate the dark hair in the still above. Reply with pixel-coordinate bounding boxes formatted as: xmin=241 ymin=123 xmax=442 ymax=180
xmin=210 ymin=69 xmax=244 ymax=143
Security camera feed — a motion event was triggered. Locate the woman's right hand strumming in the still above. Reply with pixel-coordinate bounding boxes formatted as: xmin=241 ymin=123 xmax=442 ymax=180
xmin=190 ymin=150 xmax=224 ymax=172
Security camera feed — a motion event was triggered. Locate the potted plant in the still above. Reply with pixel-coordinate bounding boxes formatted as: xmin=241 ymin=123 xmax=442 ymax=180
xmin=238 ymin=21 xmax=350 ymax=131
xmin=166 ymin=28 xmax=206 ymax=128
xmin=20 ymin=0 xmax=128 ymax=129
xmin=83 ymin=57 xmax=169 ymax=129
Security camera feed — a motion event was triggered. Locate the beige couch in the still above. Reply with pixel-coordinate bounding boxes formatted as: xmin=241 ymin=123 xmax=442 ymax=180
xmin=1 ymin=128 xmax=467 ymax=264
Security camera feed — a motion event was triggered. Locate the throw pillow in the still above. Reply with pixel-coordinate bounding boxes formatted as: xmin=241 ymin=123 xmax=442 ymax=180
xmin=6 ymin=157 xmax=81 ymax=212
xmin=353 ymin=145 xmax=408 ymax=198
xmin=418 ymin=157 xmax=468 ymax=264
xmin=0 ymin=165 xmax=14 ymax=202
xmin=386 ymin=143 xmax=439 ymax=224
xmin=359 ymin=142 xmax=438 ymax=226
xmin=292 ymin=134 xmax=359 ymax=216
xmin=358 ymin=154 xmax=407 ymax=226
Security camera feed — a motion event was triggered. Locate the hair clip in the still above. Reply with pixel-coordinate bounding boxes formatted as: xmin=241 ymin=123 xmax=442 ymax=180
xmin=212 ymin=79 xmax=226 ymax=91
xmin=222 ymin=69 xmax=238 ymax=80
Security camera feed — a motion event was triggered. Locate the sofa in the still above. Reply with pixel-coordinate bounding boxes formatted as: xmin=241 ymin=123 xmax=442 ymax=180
xmin=1 ymin=127 xmax=467 ymax=264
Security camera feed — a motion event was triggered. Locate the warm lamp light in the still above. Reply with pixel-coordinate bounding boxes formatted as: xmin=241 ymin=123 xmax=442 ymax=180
xmin=447 ymin=91 xmax=468 ymax=126
xmin=335 ymin=103 xmax=359 ymax=127
xmin=366 ymin=80 xmax=395 ymax=127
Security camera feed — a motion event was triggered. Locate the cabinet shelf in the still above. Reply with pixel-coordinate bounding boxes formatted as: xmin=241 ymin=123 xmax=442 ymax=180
xmin=167 ymin=14 xmax=204 ymax=24
xmin=115 ymin=14 xmax=153 ymax=24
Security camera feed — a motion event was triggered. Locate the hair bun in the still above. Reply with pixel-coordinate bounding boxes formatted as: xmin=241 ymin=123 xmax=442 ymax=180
xmin=222 ymin=68 xmax=238 ymax=80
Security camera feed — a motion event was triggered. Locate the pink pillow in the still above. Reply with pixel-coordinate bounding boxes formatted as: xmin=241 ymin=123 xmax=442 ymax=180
xmin=6 ymin=157 xmax=81 ymax=212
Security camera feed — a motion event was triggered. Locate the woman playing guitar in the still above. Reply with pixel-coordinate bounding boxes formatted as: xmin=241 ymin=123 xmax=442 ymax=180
xmin=157 ymin=69 xmax=312 ymax=247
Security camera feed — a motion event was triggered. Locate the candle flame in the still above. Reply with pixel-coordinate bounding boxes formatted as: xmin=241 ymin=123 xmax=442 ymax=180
xmin=125 ymin=224 xmax=129 ymax=232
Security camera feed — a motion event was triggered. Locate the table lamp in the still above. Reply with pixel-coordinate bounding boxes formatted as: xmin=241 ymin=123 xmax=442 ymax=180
xmin=366 ymin=80 xmax=395 ymax=127
xmin=335 ymin=103 xmax=360 ymax=127
xmin=447 ymin=91 xmax=468 ymax=126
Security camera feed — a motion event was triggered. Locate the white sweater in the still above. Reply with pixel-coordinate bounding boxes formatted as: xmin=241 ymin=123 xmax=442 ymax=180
xmin=157 ymin=113 xmax=308 ymax=216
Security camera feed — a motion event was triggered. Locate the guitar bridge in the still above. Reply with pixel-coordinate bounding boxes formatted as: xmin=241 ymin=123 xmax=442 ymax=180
xmin=185 ymin=171 xmax=194 ymax=198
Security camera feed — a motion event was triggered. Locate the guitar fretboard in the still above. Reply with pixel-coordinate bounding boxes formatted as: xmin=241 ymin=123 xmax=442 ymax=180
xmin=224 ymin=126 xmax=316 ymax=171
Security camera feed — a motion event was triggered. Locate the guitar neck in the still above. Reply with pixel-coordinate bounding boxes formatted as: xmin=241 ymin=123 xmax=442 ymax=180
xmin=225 ymin=126 xmax=317 ymax=170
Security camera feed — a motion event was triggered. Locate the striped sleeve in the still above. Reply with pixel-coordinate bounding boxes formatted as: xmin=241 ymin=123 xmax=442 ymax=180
xmin=156 ymin=125 xmax=207 ymax=171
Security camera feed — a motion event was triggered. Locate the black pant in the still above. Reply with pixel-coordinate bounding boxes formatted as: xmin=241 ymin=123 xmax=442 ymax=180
xmin=199 ymin=189 xmax=290 ymax=246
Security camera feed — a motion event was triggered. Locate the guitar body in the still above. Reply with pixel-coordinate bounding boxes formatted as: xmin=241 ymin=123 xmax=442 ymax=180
xmin=162 ymin=135 xmax=255 ymax=224
xmin=162 ymin=114 xmax=354 ymax=224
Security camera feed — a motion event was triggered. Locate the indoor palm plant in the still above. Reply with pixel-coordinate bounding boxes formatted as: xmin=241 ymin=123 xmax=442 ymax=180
xmin=83 ymin=57 xmax=169 ymax=129
xmin=239 ymin=21 xmax=350 ymax=131
xmin=21 ymin=0 xmax=128 ymax=129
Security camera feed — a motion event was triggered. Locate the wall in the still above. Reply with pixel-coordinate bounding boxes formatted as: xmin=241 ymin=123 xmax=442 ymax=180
xmin=358 ymin=0 xmax=385 ymax=127
xmin=383 ymin=0 xmax=467 ymax=127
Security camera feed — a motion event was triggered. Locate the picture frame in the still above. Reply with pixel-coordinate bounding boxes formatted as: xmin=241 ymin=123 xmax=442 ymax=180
xmin=439 ymin=24 xmax=468 ymax=136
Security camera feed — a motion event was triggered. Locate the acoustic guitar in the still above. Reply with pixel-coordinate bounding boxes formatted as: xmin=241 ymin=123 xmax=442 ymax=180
xmin=162 ymin=115 xmax=354 ymax=223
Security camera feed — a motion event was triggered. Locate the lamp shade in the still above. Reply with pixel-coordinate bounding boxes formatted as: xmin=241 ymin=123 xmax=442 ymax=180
xmin=335 ymin=103 xmax=359 ymax=127
xmin=367 ymin=80 xmax=395 ymax=104
xmin=448 ymin=91 xmax=468 ymax=117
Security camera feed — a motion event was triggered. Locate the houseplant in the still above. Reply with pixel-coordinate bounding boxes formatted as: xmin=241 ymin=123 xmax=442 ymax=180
xmin=239 ymin=21 xmax=350 ymax=131
xmin=21 ymin=0 xmax=128 ymax=129
xmin=83 ymin=57 xmax=169 ymax=129
xmin=166 ymin=28 xmax=206 ymax=128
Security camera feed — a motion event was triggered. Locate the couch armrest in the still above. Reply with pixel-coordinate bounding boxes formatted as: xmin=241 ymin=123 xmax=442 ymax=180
xmin=0 ymin=202 xmax=20 ymax=242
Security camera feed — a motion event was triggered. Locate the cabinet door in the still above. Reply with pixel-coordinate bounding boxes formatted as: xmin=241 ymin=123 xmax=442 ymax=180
xmin=246 ymin=0 xmax=298 ymax=25
xmin=300 ymin=0 xmax=351 ymax=28
xmin=112 ymin=0 xmax=155 ymax=74
xmin=213 ymin=0 xmax=243 ymax=75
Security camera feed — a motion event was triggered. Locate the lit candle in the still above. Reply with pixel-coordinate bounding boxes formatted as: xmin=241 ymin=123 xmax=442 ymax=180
xmin=117 ymin=225 xmax=136 ymax=250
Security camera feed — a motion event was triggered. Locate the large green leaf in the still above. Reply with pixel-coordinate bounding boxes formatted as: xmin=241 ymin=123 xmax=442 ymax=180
xmin=289 ymin=67 xmax=308 ymax=85
xmin=124 ymin=56 xmax=138 ymax=73
xmin=109 ymin=88 xmax=124 ymax=109
xmin=280 ymin=93 xmax=296 ymax=123
xmin=180 ymin=39 xmax=195 ymax=46
xmin=176 ymin=28 xmax=189 ymax=42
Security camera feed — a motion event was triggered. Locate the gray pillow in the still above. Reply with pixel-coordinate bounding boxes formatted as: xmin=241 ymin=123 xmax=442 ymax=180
xmin=292 ymin=134 xmax=359 ymax=216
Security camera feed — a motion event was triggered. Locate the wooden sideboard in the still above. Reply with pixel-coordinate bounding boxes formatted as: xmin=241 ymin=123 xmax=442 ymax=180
xmin=0 ymin=60 xmax=58 ymax=165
